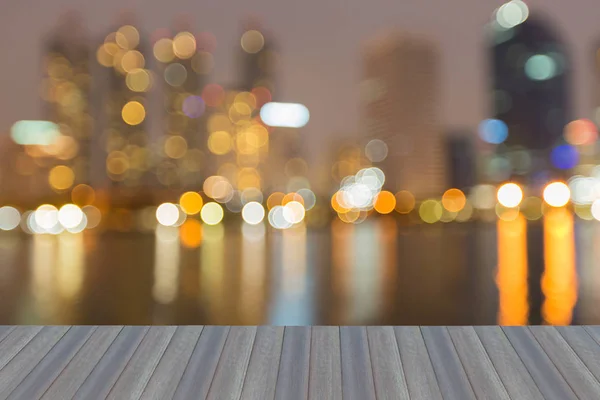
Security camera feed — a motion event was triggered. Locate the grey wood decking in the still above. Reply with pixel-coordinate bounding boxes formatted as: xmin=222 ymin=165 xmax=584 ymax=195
xmin=0 ymin=326 xmax=598 ymax=399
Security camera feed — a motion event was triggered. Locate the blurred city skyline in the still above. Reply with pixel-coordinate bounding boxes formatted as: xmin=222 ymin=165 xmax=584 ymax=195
xmin=1 ymin=0 xmax=600 ymax=177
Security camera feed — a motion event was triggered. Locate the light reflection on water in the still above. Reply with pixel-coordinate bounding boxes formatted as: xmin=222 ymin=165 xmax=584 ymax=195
xmin=0 ymin=214 xmax=591 ymax=325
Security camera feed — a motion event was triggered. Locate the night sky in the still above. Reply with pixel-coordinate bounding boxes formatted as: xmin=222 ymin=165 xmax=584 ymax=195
xmin=0 ymin=0 xmax=598 ymax=173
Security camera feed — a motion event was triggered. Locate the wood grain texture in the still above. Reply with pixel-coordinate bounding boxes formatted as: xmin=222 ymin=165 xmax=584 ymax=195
xmin=502 ymin=326 xmax=577 ymax=400
xmin=557 ymin=326 xmax=600 ymax=381
xmin=308 ymin=326 xmax=342 ymax=400
xmin=274 ymin=327 xmax=311 ymax=400
xmin=447 ymin=326 xmax=510 ymax=400
xmin=366 ymin=327 xmax=409 ymax=400
xmin=206 ymin=326 xmax=257 ymax=400
xmin=0 ymin=326 xmax=69 ymax=400
xmin=41 ymin=326 xmax=122 ymax=400
xmin=139 ymin=326 xmax=203 ymax=400
xmin=173 ymin=326 xmax=230 ymax=400
xmin=530 ymin=326 xmax=600 ymax=399
xmin=73 ymin=326 xmax=149 ymax=400
xmin=240 ymin=326 xmax=284 ymax=400
xmin=340 ymin=326 xmax=376 ymax=400
xmin=420 ymin=326 xmax=476 ymax=400
xmin=474 ymin=326 xmax=544 ymax=400
xmin=106 ymin=326 xmax=176 ymax=400
xmin=0 ymin=327 xmax=43 ymax=371
xmin=0 ymin=327 xmax=14 ymax=346
xmin=393 ymin=327 xmax=442 ymax=400
xmin=7 ymin=326 xmax=96 ymax=400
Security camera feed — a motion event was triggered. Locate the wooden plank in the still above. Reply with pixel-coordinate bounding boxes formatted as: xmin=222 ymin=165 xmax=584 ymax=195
xmin=240 ymin=326 xmax=284 ymax=400
xmin=558 ymin=326 xmax=600 ymax=381
xmin=0 ymin=327 xmax=14 ymax=345
xmin=529 ymin=326 xmax=600 ymax=398
xmin=420 ymin=326 xmax=476 ymax=400
xmin=274 ymin=327 xmax=311 ymax=400
xmin=340 ymin=326 xmax=376 ymax=400
xmin=0 ymin=327 xmax=44 ymax=371
xmin=41 ymin=326 xmax=123 ymax=400
xmin=447 ymin=327 xmax=510 ymax=400
xmin=7 ymin=326 xmax=96 ymax=400
xmin=173 ymin=326 xmax=230 ymax=400
xmin=366 ymin=327 xmax=409 ymax=400
xmin=393 ymin=327 xmax=442 ymax=400
xmin=139 ymin=326 xmax=203 ymax=400
xmin=73 ymin=326 xmax=149 ymax=400
xmin=0 ymin=326 xmax=69 ymax=399
xmin=206 ymin=326 xmax=257 ymax=400
xmin=106 ymin=326 xmax=176 ymax=400
xmin=308 ymin=326 xmax=342 ymax=400
xmin=474 ymin=326 xmax=544 ymax=400
xmin=502 ymin=327 xmax=577 ymax=400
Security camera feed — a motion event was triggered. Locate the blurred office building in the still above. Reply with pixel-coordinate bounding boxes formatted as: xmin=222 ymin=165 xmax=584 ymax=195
xmin=446 ymin=133 xmax=476 ymax=192
xmin=94 ymin=14 xmax=153 ymax=191
xmin=361 ymin=32 xmax=446 ymax=199
xmin=152 ymin=18 xmax=213 ymax=189
xmin=35 ymin=12 xmax=93 ymax=196
xmin=489 ymin=12 xmax=571 ymax=182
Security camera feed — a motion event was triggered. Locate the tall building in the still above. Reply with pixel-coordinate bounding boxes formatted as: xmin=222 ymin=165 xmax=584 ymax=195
xmin=237 ymin=19 xmax=277 ymax=94
xmin=40 ymin=12 xmax=92 ymax=188
xmin=446 ymin=133 xmax=476 ymax=191
xmin=361 ymin=32 xmax=446 ymax=199
xmin=152 ymin=19 xmax=213 ymax=189
xmin=94 ymin=14 xmax=152 ymax=191
xmin=489 ymin=13 xmax=570 ymax=180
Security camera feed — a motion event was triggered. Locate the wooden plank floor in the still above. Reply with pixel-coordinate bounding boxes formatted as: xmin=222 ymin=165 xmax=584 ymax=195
xmin=0 ymin=326 xmax=598 ymax=399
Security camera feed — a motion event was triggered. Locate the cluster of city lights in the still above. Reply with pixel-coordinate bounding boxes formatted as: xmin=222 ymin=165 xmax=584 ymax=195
xmin=0 ymin=204 xmax=101 ymax=234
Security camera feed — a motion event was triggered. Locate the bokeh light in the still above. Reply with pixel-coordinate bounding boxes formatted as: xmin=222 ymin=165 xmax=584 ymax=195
xmin=182 ymin=95 xmax=205 ymax=119
xmin=153 ymin=38 xmax=175 ymax=63
xmin=179 ymin=192 xmax=203 ymax=215
xmin=71 ymin=184 xmax=95 ymax=207
xmin=35 ymin=204 xmax=59 ymax=231
xmin=496 ymin=0 xmax=529 ymax=29
xmin=543 ymin=182 xmax=571 ymax=207
xmin=164 ymin=135 xmax=188 ymax=159
xmin=58 ymin=204 xmax=84 ymax=229
xmin=478 ymin=119 xmax=508 ymax=144
xmin=208 ymin=131 xmax=232 ymax=155
xmin=0 ymin=207 xmax=21 ymax=231
xmin=564 ymin=119 xmax=598 ymax=146
xmin=200 ymin=202 xmax=224 ymax=225
xmin=49 ymin=165 xmax=75 ymax=191
xmin=82 ymin=205 xmax=101 ymax=229
xmin=521 ymin=197 xmax=543 ymax=221
xmin=242 ymin=202 xmax=265 ymax=225
xmin=497 ymin=183 xmax=523 ymax=208
xmin=180 ymin=219 xmax=203 ymax=248
xmin=365 ymin=139 xmax=388 ymax=163
xmin=591 ymin=200 xmax=600 ymax=221
xmin=122 ymin=101 xmax=146 ymax=125
xmin=296 ymin=189 xmax=316 ymax=211
xmin=260 ymin=102 xmax=310 ymax=128
xmin=156 ymin=203 xmax=180 ymax=227
xmin=241 ymin=30 xmax=265 ymax=54
xmin=283 ymin=201 xmax=306 ymax=225
xmin=173 ymin=32 xmax=196 ymax=59
xmin=419 ymin=200 xmax=443 ymax=224
xmin=374 ymin=191 xmax=396 ymax=214
xmin=442 ymin=189 xmax=467 ymax=212
xmin=269 ymin=205 xmax=292 ymax=230
xmin=524 ymin=54 xmax=557 ymax=81
xmin=551 ymin=145 xmax=579 ymax=170
xmin=394 ymin=191 xmax=415 ymax=214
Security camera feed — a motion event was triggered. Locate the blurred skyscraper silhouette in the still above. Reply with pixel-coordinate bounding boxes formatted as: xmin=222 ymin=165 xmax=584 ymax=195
xmin=41 ymin=12 xmax=92 ymax=188
xmin=361 ymin=32 xmax=446 ymax=198
xmin=95 ymin=12 xmax=152 ymax=190
xmin=490 ymin=14 xmax=571 ymax=178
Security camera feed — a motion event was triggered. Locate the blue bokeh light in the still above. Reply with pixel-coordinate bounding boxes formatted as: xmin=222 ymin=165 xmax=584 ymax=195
xmin=478 ymin=119 xmax=508 ymax=144
xmin=551 ymin=144 xmax=579 ymax=170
